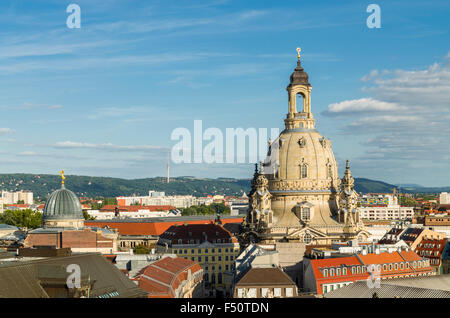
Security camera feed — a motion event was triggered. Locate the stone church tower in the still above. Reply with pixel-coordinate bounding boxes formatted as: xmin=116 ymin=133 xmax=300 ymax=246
xmin=242 ymin=49 xmax=368 ymax=246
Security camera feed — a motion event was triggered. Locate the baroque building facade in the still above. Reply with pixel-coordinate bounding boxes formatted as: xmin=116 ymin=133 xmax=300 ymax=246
xmin=241 ymin=50 xmax=369 ymax=246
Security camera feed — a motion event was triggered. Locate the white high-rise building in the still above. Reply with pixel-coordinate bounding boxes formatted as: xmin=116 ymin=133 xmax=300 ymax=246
xmin=440 ymin=192 xmax=450 ymax=205
xmin=1 ymin=190 xmax=34 ymax=205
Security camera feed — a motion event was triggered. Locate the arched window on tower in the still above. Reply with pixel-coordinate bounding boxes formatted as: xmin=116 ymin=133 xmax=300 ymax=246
xmin=296 ymin=93 xmax=304 ymax=113
xmin=300 ymin=164 xmax=308 ymax=179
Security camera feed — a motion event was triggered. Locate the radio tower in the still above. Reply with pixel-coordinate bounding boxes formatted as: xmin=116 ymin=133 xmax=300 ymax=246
xmin=167 ymin=152 xmax=170 ymax=184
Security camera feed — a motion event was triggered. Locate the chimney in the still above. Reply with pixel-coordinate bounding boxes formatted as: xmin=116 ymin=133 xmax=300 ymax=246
xmin=375 ymin=248 xmax=380 ymax=255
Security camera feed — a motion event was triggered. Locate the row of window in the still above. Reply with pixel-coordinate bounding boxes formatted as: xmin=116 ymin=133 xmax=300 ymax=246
xmin=321 ymin=260 xmax=429 ymax=277
xmin=419 ymin=250 xmax=440 ymax=257
xmin=236 ymin=287 xmax=294 ymax=298
xmin=298 ymin=164 xmax=333 ymax=179
xmin=177 ymin=238 xmax=233 ymax=244
xmin=180 ymin=255 xmax=235 ymax=263
xmin=173 ymin=247 xmax=238 ymax=255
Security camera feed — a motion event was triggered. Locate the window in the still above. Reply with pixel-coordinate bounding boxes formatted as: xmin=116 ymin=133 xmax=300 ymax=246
xmin=336 ymin=268 xmax=341 ymax=276
xmin=274 ymin=288 xmax=282 ymax=297
xmin=225 ymin=265 xmax=229 ymax=271
xmin=285 ymin=288 xmax=293 ymax=297
xmin=303 ymin=233 xmax=312 ymax=244
xmin=198 ymin=256 xmax=202 ymax=262
xmin=237 ymin=289 xmax=244 ymax=298
xmin=261 ymin=288 xmax=269 ymax=298
xmin=247 ymin=288 xmax=257 ymax=298
xmin=330 ymin=268 xmax=335 ymax=276
xmin=323 ymin=269 xmax=328 ymax=277
xmin=342 ymin=267 xmax=347 ymax=275
xmin=301 ymin=164 xmax=308 ymax=179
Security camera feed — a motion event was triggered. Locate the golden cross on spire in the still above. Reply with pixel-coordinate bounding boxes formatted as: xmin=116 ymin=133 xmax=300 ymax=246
xmin=296 ymin=47 xmax=301 ymax=61
xmin=60 ymin=170 xmax=66 ymax=185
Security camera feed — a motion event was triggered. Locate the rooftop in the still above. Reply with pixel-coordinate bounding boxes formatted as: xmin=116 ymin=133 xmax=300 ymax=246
xmin=236 ymin=267 xmax=295 ymax=286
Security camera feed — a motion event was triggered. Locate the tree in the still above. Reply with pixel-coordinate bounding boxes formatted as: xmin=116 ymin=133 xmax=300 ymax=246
xmin=133 ymin=244 xmax=153 ymax=254
xmin=83 ymin=210 xmax=96 ymax=220
xmin=0 ymin=209 xmax=42 ymax=229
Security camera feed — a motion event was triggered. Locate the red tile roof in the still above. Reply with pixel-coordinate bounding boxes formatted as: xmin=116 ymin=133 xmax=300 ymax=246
xmin=100 ymin=205 xmax=175 ymax=212
xmin=137 ymin=256 xmax=202 ymax=298
xmin=85 ymin=217 xmax=243 ymax=236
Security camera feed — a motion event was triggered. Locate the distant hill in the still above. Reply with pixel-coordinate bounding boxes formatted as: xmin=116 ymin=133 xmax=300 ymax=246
xmin=0 ymin=174 xmax=447 ymax=199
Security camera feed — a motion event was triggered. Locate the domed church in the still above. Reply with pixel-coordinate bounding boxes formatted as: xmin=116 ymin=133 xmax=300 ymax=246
xmin=42 ymin=170 xmax=84 ymax=228
xmin=24 ymin=171 xmax=118 ymax=254
xmin=242 ymin=49 xmax=369 ymax=246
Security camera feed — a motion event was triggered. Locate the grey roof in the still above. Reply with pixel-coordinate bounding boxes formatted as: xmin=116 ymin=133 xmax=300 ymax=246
xmin=0 ymin=224 xmax=19 ymax=231
xmin=324 ymin=275 xmax=450 ymax=298
xmin=0 ymin=253 xmax=147 ymax=298
xmin=43 ymin=185 xmax=83 ymax=221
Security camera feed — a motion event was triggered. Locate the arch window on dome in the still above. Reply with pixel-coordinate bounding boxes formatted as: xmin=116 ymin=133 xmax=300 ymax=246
xmin=300 ymin=164 xmax=308 ymax=179
xmin=301 ymin=207 xmax=310 ymax=222
xmin=327 ymin=164 xmax=332 ymax=179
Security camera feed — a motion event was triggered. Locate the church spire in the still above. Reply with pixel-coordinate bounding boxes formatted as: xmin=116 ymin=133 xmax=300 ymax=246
xmin=285 ymin=48 xmax=314 ymax=130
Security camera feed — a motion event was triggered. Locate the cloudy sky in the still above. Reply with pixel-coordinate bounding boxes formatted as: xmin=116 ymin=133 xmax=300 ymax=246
xmin=0 ymin=0 xmax=449 ymax=186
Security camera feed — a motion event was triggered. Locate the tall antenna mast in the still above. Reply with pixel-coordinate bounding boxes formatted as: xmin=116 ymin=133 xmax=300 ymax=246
xmin=167 ymin=152 xmax=170 ymax=184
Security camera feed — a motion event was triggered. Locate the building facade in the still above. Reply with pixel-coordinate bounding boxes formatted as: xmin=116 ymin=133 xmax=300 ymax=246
xmin=1 ymin=190 xmax=33 ymax=205
xmin=156 ymin=222 xmax=240 ymax=297
xmin=233 ymin=267 xmax=298 ymax=298
xmin=303 ymin=249 xmax=435 ymax=295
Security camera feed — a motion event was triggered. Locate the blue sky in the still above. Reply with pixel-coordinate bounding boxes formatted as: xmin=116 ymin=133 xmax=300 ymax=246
xmin=0 ymin=0 xmax=449 ymax=186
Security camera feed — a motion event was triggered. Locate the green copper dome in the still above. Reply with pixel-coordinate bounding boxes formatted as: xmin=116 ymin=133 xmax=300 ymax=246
xmin=43 ymin=185 xmax=83 ymax=221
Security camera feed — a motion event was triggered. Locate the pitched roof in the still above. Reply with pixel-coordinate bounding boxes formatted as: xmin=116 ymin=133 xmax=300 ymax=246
xmin=159 ymin=223 xmax=238 ymax=244
xmin=0 ymin=253 xmax=147 ymax=298
xmin=85 ymin=215 xmax=243 ymax=236
xmin=236 ymin=267 xmax=295 ymax=286
xmin=324 ymin=275 xmax=450 ymax=298
xmin=137 ymin=256 xmax=202 ymax=298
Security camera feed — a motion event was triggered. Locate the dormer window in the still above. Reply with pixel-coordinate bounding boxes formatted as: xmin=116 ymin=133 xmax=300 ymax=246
xmin=323 ymin=269 xmax=328 ymax=277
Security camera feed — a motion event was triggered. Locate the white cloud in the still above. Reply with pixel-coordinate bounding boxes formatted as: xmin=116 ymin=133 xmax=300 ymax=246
xmin=324 ymin=98 xmax=405 ymax=115
xmin=54 ymin=141 xmax=168 ymax=152
xmin=326 ymin=53 xmax=450 ymax=177
xmin=0 ymin=128 xmax=13 ymax=135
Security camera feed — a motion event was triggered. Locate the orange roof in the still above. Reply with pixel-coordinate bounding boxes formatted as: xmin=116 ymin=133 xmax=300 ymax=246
xmin=138 ymin=257 xmax=202 ymax=298
xmin=84 ymin=217 xmax=243 ymax=236
xmin=100 ymin=205 xmax=175 ymax=212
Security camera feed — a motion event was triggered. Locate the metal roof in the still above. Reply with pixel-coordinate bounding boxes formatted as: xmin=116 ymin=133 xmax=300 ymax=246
xmin=324 ymin=276 xmax=450 ymax=298
xmin=0 ymin=253 xmax=147 ymax=298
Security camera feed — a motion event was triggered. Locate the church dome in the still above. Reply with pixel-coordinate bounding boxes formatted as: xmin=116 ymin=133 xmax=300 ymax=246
xmin=43 ymin=185 xmax=83 ymax=222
